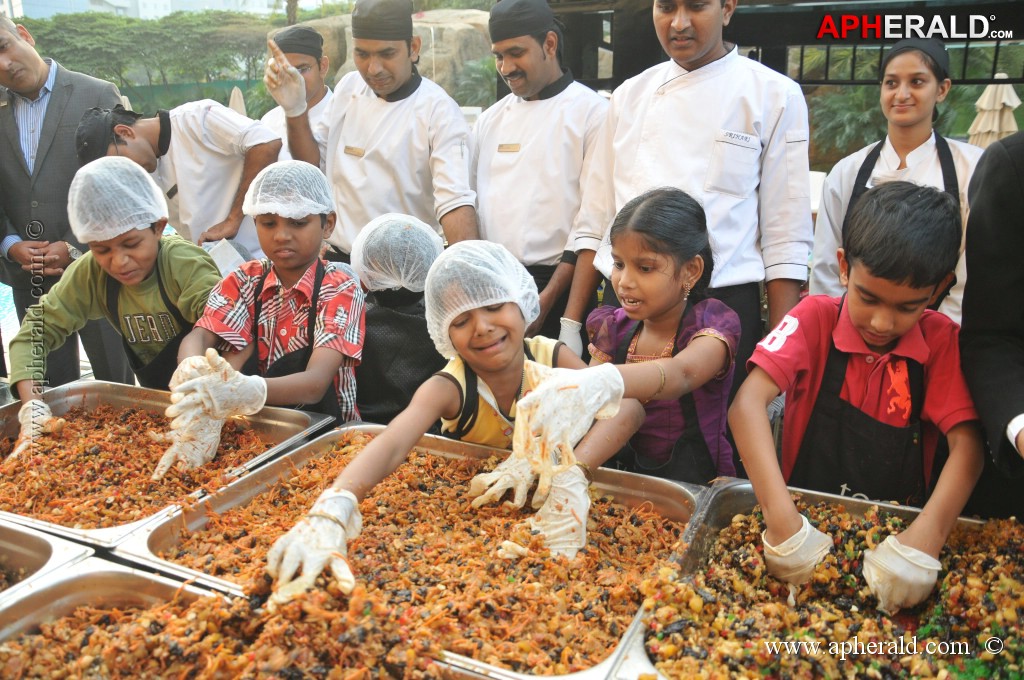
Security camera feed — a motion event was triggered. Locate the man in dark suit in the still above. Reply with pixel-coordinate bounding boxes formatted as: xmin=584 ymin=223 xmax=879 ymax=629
xmin=960 ymin=130 xmax=1024 ymax=519
xmin=0 ymin=16 xmax=133 ymax=388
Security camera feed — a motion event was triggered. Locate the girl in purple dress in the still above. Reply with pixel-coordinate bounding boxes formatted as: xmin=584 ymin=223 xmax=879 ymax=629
xmin=587 ymin=187 xmax=741 ymax=483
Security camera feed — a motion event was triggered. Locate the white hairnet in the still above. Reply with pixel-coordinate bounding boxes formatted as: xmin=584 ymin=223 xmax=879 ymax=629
xmin=350 ymin=213 xmax=443 ymax=292
xmin=425 ymin=241 xmax=539 ymax=358
xmin=242 ymin=160 xmax=334 ymax=219
xmin=68 ymin=156 xmax=168 ymax=243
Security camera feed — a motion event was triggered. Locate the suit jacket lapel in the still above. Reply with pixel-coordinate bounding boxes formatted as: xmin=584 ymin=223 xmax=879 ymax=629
xmin=0 ymin=88 xmax=30 ymax=177
xmin=32 ymin=64 xmax=71 ymax=183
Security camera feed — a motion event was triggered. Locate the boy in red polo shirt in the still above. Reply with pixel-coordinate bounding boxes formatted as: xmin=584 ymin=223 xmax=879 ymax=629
xmin=729 ymin=181 xmax=983 ymax=615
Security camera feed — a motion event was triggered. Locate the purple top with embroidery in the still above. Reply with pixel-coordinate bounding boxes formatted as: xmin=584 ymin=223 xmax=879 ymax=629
xmin=587 ymin=299 xmax=741 ymax=474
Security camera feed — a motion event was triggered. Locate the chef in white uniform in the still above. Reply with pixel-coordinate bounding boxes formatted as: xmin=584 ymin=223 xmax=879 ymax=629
xmin=76 ymin=101 xmax=281 ymax=259
xmin=809 ymin=38 xmax=981 ymax=324
xmin=260 ymin=25 xmax=333 ymax=162
xmin=563 ymin=0 xmax=812 ymax=395
xmin=264 ymin=0 xmax=478 ymax=262
xmin=472 ymin=0 xmax=608 ymax=348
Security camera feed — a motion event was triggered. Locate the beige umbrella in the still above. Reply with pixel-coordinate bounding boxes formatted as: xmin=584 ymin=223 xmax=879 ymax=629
xmin=120 ymin=95 xmax=133 ymax=111
xmin=968 ymin=73 xmax=1020 ymax=149
xmin=228 ymin=86 xmax=247 ymax=117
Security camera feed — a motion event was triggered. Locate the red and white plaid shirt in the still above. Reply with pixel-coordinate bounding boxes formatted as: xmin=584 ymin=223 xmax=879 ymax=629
xmin=196 ymin=259 xmax=365 ymax=422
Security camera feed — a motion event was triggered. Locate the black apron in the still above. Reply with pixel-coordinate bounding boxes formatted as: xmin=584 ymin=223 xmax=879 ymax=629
xmin=609 ymin=304 xmax=718 ymax=485
xmin=241 ymin=260 xmax=341 ymax=423
xmin=788 ymin=300 xmax=927 ymax=507
xmin=446 ymin=343 xmax=536 ymax=441
xmin=103 ymin=248 xmax=192 ymax=390
xmin=842 ymin=134 xmax=959 ymax=310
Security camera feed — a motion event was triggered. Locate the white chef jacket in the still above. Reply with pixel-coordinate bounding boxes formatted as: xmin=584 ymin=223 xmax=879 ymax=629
xmin=152 ymin=100 xmax=279 ymax=259
xmin=260 ymin=87 xmax=333 ymax=161
xmin=472 ymin=76 xmax=608 ymax=267
xmin=574 ymin=48 xmax=813 ymax=289
xmin=809 ymin=132 xmax=982 ymax=323
xmin=315 ymin=71 xmax=476 ymax=253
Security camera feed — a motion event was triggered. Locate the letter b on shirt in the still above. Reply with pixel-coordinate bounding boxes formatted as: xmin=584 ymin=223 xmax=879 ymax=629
xmin=759 ymin=315 xmax=798 ymax=352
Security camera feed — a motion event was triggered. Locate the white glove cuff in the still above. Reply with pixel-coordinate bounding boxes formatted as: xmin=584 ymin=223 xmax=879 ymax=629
xmin=886 ymin=536 xmax=941 ymax=571
xmin=559 ymin=317 xmax=583 ymax=332
xmin=592 ymin=362 xmax=625 ymax=417
xmin=283 ymin=101 xmax=308 ymax=118
xmin=763 ymin=515 xmax=813 ymax=556
xmin=312 ymin=489 xmax=362 ymax=537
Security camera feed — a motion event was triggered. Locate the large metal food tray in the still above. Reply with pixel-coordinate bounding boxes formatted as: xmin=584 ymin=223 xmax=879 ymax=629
xmin=0 ymin=380 xmax=332 ymax=548
xmin=609 ymin=478 xmax=984 ymax=679
xmin=116 ymin=424 xmax=704 ymax=679
xmin=0 ymin=556 xmax=222 ymax=643
xmin=0 ymin=518 xmax=93 ymax=610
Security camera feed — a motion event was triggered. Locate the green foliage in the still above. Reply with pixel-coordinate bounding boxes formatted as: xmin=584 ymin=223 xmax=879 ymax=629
xmin=808 ymin=85 xmax=885 ymax=161
xmin=454 ymin=56 xmax=496 ymax=107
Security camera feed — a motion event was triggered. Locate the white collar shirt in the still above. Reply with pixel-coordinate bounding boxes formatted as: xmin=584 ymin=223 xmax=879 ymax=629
xmin=314 ymin=71 xmax=476 ymax=253
xmin=810 ymin=132 xmax=983 ymax=323
xmin=11 ymin=58 xmax=57 ymax=174
xmin=472 ymin=79 xmax=608 ymax=267
xmin=152 ymin=99 xmax=279 ymax=259
xmin=574 ymin=48 xmax=813 ymax=288
xmin=261 ymin=86 xmax=333 ymax=162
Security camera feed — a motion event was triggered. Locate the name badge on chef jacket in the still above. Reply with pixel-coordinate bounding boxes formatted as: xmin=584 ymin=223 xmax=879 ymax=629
xmin=497 ymin=143 xmax=521 ymax=153
xmin=344 ymin=146 xmax=365 ymax=157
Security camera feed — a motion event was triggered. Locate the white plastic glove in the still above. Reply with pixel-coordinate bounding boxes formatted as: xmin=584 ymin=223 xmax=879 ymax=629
xmin=170 ymin=348 xmax=267 ymax=419
xmin=762 ymin=514 xmax=834 ymax=586
xmin=150 ymin=403 xmax=225 ymax=480
xmin=467 ymin=453 xmax=540 ymax=509
xmin=168 ymin=354 xmax=217 ymax=391
xmin=266 ymin=488 xmax=363 ymax=607
xmin=863 ymin=535 xmax=941 ymax=615
xmin=264 ymin=39 xmax=307 ymax=117
xmin=557 ymin=317 xmax=584 ymax=358
xmin=528 ymin=465 xmax=590 ymax=559
xmin=9 ymin=399 xmax=65 ymax=460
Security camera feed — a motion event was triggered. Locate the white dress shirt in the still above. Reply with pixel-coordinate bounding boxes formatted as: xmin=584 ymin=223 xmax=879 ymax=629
xmin=472 ymin=78 xmax=607 ymax=267
xmin=809 ymin=132 xmax=983 ymax=323
xmin=315 ymin=71 xmax=476 ymax=253
xmin=260 ymin=86 xmax=333 ymax=161
xmin=574 ymin=48 xmax=813 ymax=288
xmin=152 ymin=99 xmax=280 ymax=259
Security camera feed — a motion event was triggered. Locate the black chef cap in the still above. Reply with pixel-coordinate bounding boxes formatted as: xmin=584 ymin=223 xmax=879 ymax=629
xmin=272 ymin=25 xmax=324 ymax=60
xmin=76 ymin=105 xmax=142 ymax=167
xmin=881 ymin=38 xmax=950 ymax=81
xmin=489 ymin=0 xmax=556 ymax=43
xmin=352 ymin=0 xmax=414 ymax=41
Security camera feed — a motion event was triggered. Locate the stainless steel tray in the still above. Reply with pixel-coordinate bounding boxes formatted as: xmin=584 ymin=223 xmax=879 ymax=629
xmin=116 ymin=424 xmax=704 ymax=679
xmin=0 ymin=556 xmax=221 ymax=643
xmin=0 ymin=380 xmax=332 ymax=548
xmin=610 ymin=477 xmax=984 ymax=679
xmin=0 ymin=518 xmax=93 ymax=610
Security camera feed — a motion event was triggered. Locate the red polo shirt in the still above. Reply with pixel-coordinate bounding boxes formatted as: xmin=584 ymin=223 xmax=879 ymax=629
xmin=749 ymin=295 xmax=977 ymax=483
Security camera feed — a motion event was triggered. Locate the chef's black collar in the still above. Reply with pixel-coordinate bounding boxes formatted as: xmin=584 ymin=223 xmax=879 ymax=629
xmin=381 ymin=66 xmax=422 ymax=102
xmin=532 ymin=68 xmax=573 ymax=101
xmin=157 ymin=109 xmax=172 ymax=157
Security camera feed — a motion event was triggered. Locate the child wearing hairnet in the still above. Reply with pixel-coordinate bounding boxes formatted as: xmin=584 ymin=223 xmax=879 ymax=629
xmin=168 ymin=161 xmax=366 ymax=478
xmin=264 ymin=241 xmax=645 ymax=605
xmin=8 ymin=156 xmax=222 ymax=461
xmin=350 ymin=214 xmax=446 ymax=426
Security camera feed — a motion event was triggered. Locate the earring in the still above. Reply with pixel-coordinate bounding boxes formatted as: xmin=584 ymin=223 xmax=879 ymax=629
xmin=683 ymin=283 xmax=692 ymax=300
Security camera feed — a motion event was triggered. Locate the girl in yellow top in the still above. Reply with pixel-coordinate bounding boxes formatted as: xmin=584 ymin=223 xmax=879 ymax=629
xmin=264 ymin=241 xmax=644 ymax=603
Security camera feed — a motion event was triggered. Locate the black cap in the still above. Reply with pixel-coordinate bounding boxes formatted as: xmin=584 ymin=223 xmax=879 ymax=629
xmin=271 ymin=24 xmax=324 ymax=60
xmin=489 ymin=0 xmax=555 ymax=43
xmin=881 ymin=38 xmax=950 ymax=81
xmin=75 ymin=105 xmax=142 ymax=167
xmin=351 ymin=0 xmax=413 ymax=41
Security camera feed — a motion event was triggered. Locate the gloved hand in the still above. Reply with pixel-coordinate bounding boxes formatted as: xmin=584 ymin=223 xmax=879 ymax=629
xmin=150 ymin=403 xmax=225 ymax=481
xmin=863 ymin=535 xmax=941 ymax=615
xmin=9 ymin=399 xmax=65 ymax=460
xmin=264 ymin=39 xmax=307 ymax=117
xmin=467 ymin=453 xmax=539 ymax=509
xmin=169 ymin=348 xmax=267 ymax=419
xmin=266 ymin=488 xmax=363 ymax=607
xmin=528 ymin=465 xmax=590 ymax=559
xmin=557 ymin=317 xmax=584 ymax=358
xmin=168 ymin=354 xmax=217 ymax=391
xmin=762 ymin=514 xmax=834 ymax=586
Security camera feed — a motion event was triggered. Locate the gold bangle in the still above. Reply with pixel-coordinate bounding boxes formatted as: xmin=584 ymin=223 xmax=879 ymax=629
xmin=575 ymin=461 xmax=594 ymax=484
xmin=642 ymin=362 xmax=667 ymax=405
xmin=307 ymin=512 xmax=348 ymax=531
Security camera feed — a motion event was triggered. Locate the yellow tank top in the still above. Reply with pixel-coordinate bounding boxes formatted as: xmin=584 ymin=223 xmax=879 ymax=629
xmin=438 ymin=336 xmax=558 ymax=449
